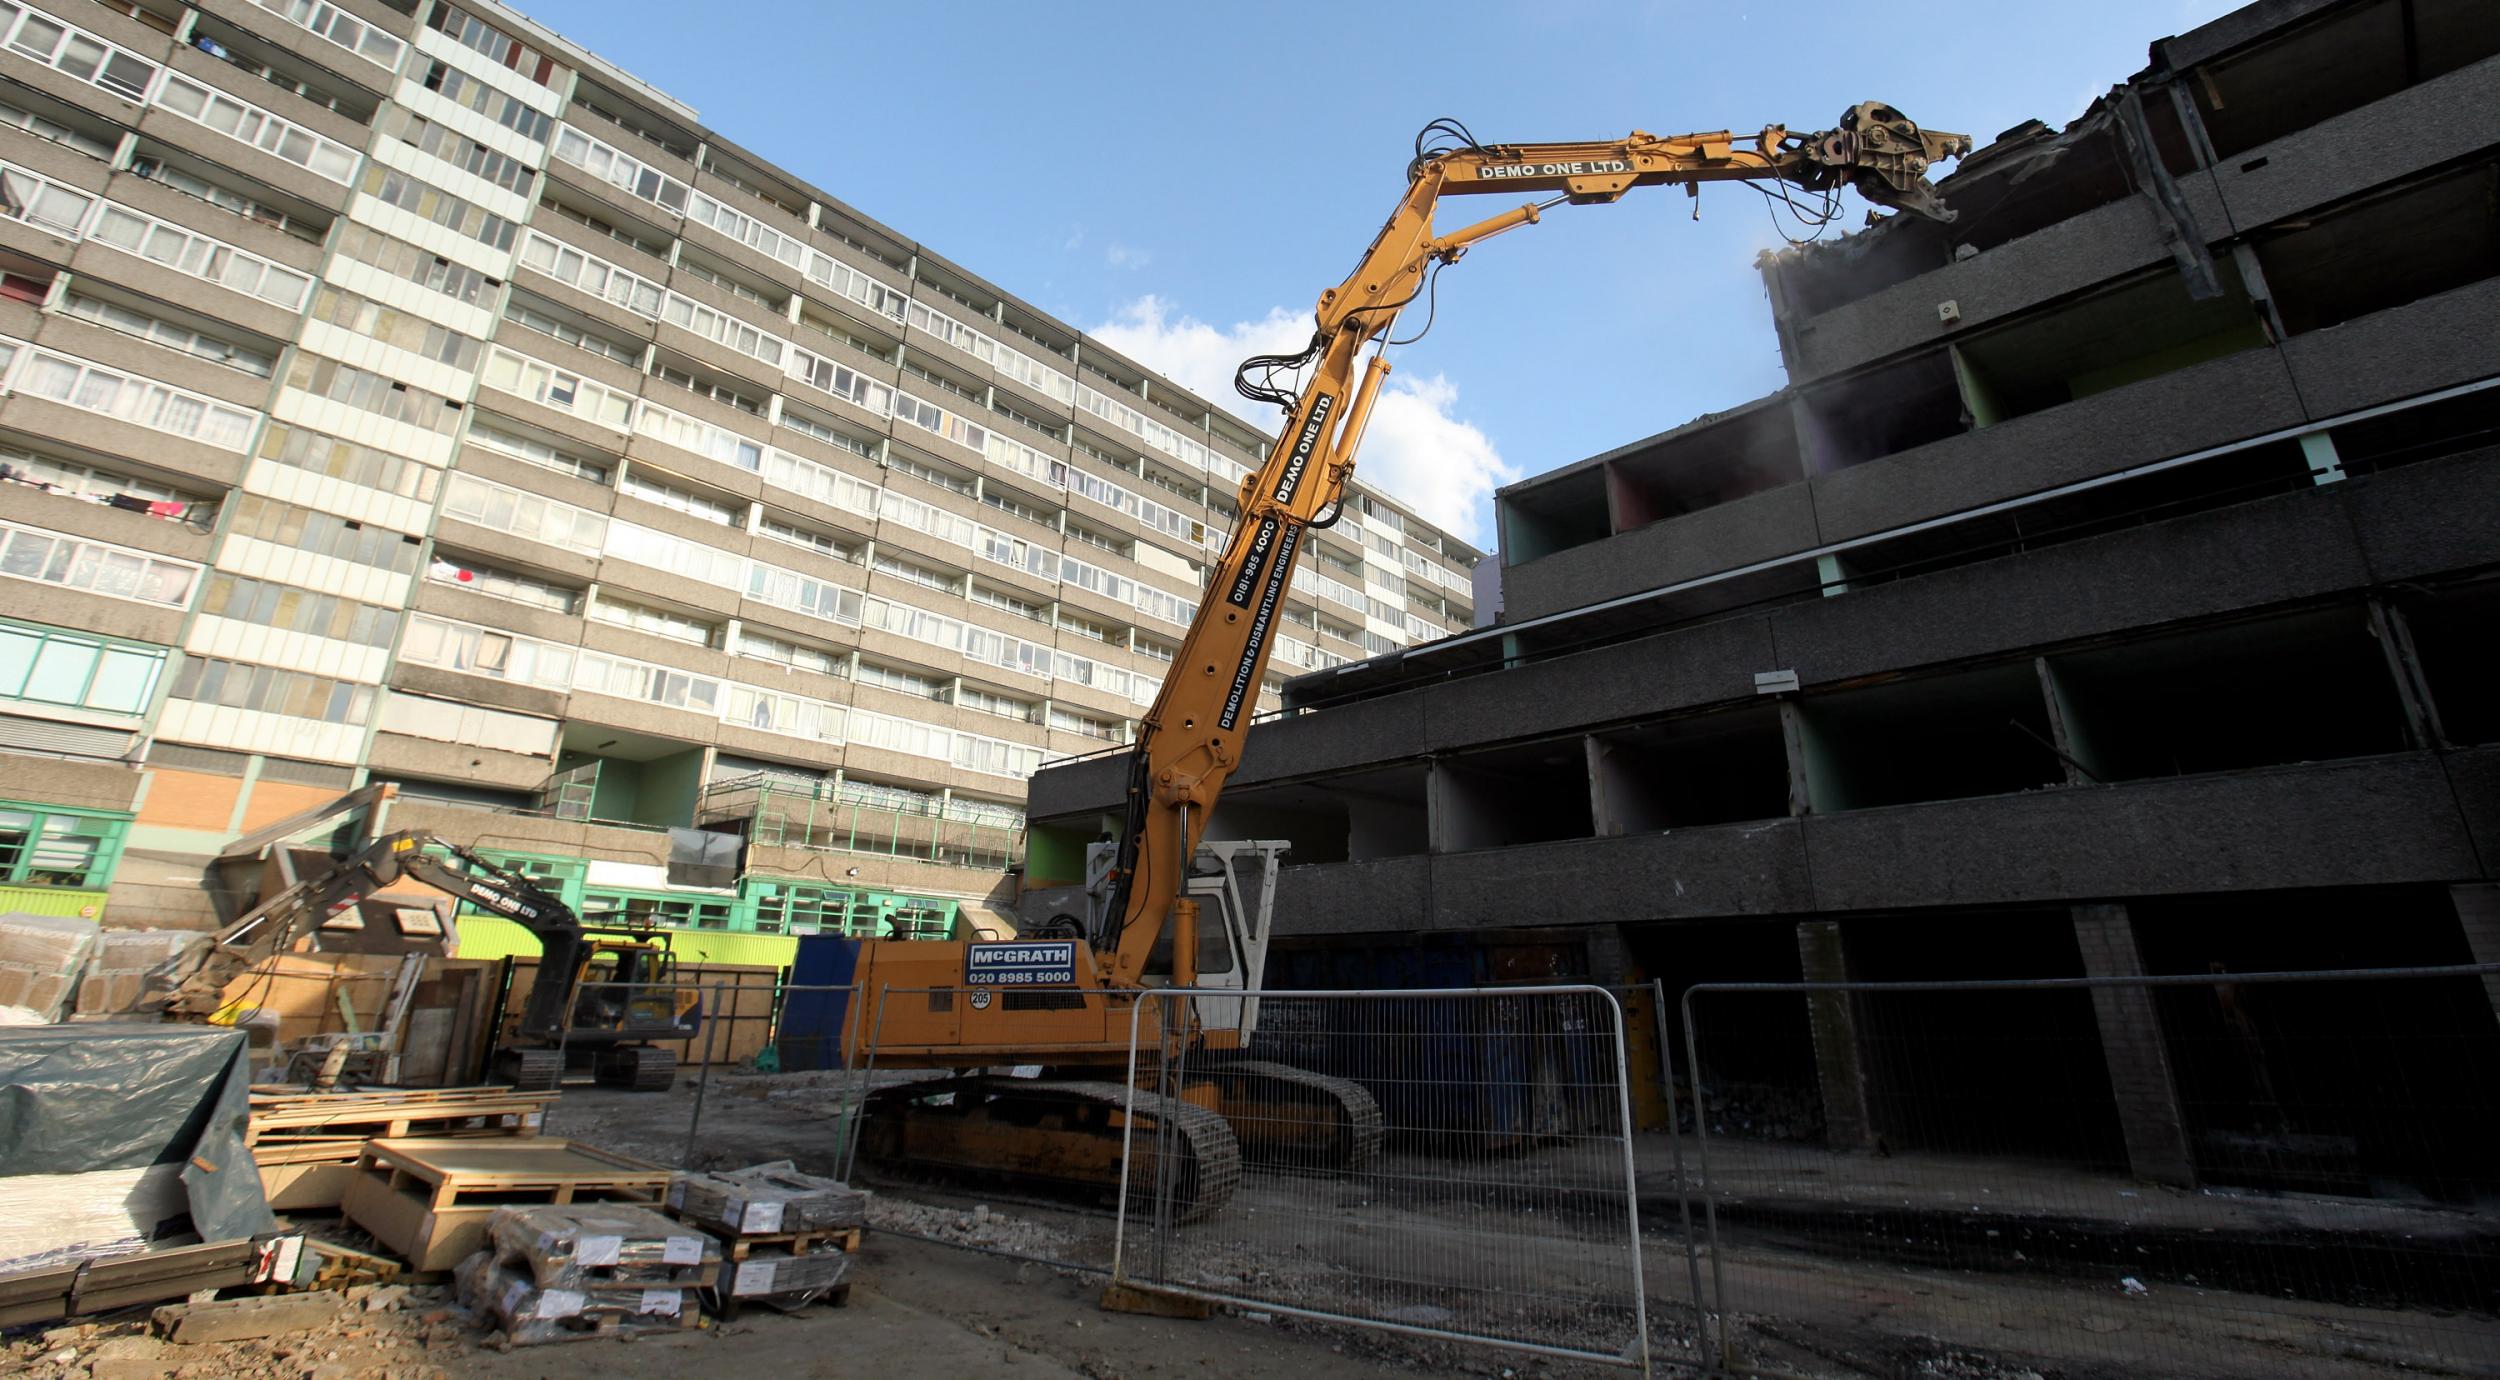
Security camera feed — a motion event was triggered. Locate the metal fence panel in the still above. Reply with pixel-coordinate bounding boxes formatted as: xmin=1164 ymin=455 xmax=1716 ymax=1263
xmin=1115 ymin=985 xmax=1653 ymax=1370
xmin=1679 ymin=967 xmax=2500 ymax=1379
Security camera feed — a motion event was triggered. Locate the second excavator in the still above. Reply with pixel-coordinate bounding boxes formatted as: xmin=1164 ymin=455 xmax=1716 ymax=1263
xmin=841 ymin=103 xmax=1970 ymax=1217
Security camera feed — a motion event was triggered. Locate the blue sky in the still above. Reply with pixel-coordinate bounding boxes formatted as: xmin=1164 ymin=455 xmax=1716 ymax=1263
xmin=515 ymin=0 xmax=2243 ymax=551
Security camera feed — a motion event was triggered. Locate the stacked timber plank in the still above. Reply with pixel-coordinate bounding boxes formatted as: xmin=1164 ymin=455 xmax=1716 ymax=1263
xmin=341 ymin=1138 xmax=669 ymax=1272
xmin=666 ymin=1161 xmax=868 ymax=1317
xmin=453 ymin=1204 xmax=716 ymax=1344
xmin=247 ymin=1086 xmax=554 ymax=1210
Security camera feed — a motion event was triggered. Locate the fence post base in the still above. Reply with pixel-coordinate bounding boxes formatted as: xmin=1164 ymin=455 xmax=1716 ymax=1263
xmin=1099 ymin=1282 xmax=1216 ymax=1319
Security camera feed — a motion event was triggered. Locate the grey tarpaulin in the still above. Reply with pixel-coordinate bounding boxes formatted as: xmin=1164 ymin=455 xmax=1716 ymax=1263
xmin=0 ymin=1023 xmax=275 ymax=1244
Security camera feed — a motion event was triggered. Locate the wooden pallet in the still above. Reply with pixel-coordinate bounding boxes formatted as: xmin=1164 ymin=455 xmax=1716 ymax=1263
xmin=677 ymin=1221 xmax=866 ymax=1262
xmin=342 ymin=1138 xmax=668 ymax=1273
xmin=248 ymin=1090 xmax=555 ymax=1211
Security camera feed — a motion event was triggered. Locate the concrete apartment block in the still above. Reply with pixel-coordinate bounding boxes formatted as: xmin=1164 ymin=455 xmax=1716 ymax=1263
xmin=1024 ymin=0 xmax=2500 ymax=1195
xmin=0 ymin=0 xmax=1480 ymax=950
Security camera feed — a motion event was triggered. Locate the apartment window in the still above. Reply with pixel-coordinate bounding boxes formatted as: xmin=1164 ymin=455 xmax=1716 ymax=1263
xmin=539 ymin=197 xmax=664 ymax=259
xmin=652 ymin=362 xmax=764 ymax=416
xmin=901 ymin=359 xmax=979 ymax=404
xmin=619 ymin=468 xmax=740 ymax=525
xmin=0 ymin=94 xmax=114 ymax=158
xmin=399 ymin=613 xmax=576 ymax=688
xmin=198 ymin=572 xmax=400 ymax=647
xmin=242 ymin=0 xmax=403 ymax=69
xmin=151 ymin=75 xmax=359 ymax=182
xmin=87 ymin=202 xmax=313 ymax=308
xmin=551 ymin=125 xmax=689 ymax=214
xmin=737 ymin=628 xmax=844 ymax=676
xmin=886 ymin=452 xmax=973 ymax=496
xmin=479 ymin=346 xmax=635 ymax=430
xmin=1049 ymin=707 xmax=1115 ymax=741
xmin=572 ymin=93 xmax=692 ymax=158
xmin=305 ymin=285 xmax=478 ymax=369
xmin=0 ymin=518 xmax=197 ymax=605
xmin=757 ymin=515 xmax=858 ymax=563
xmin=57 ymin=293 xmax=275 ymax=376
xmin=427 ymin=553 xmax=577 ymax=612
xmin=441 ymin=471 xmax=607 ymax=553
xmin=503 ymin=298 xmax=643 ymax=365
xmin=0 ymin=158 xmax=93 ymax=235
xmin=779 ymin=405 xmax=876 ymax=457
xmin=1065 ymin=521 xmax=1127 ymax=557
xmin=1055 ymin=609 xmax=1118 ymax=644
xmin=979 ymin=488 xmax=1053 ymax=529
xmin=854 ymin=659 xmax=943 ymax=699
xmin=169 ymin=656 xmax=374 ymax=725
xmin=379 ymin=107 xmax=535 ymax=196
xmin=127 ymin=152 xmax=325 ymax=241
xmin=0 ymin=619 xmax=164 ymax=713
xmin=12 ymin=345 xmax=259 ymax=449
xmin=590 ymin=594 xmax=716 ymax=646
xmin=0 ymin=803 xmax=127 ymax=889
xmin=285 ymin=355 xmax=460 ymax=434
xmin=332 ymin=224 xmax=494 ymax=308
xmin=227 ymin=495 xmax=421 ymax=574
xmin=791 ymin=348 xmax=895 ymax=416
xmin=0 ymin=443 xmax=198 ymax=513
xmin=968 ymin=583 xmax=1048 ymax=624
xmin=1133 ymin=637 xmax=1175 ymax=664
xmin=462 ymin=420 xmax=611 ymax=486
xmin=672 ymin=255 xmax=780 ymax=312
xmin=746 ymin=562 xmax=863 ymax=628
xmin=357 ymin=165 xmax=518 ymax=252
xmin=637 ymin=396 xmax=765 ymax=471
xmin=186 ymin=23 xmax=369 ymax=119
xmin=954 ymin=683 xmax=1033 ymax=722
xmin=0 ymin=4 xmax=157 ymax=101
xmin=797 ymin=314 xmax=897 ymax=363
xmin=604 ymin=520 xmax=745 ymax=589
xmin=518 ymin=229 xmax=662 ymax=317
xmin=424 ymin=2 xmax=561 ymax=86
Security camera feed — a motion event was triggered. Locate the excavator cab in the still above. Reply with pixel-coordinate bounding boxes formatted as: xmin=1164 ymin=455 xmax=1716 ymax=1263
xmin=494 ymin=923 xmax=703 ymax=1091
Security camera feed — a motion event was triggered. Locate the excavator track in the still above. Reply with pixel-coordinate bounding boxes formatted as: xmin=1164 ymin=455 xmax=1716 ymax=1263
xmin=856 ymin=1075 xmax=1243 ymax=1221
xmin=1193 ymin=1059 xmax=1386 ymax=1173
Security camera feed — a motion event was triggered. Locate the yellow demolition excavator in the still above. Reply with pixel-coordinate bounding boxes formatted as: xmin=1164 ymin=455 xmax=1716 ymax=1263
xmin=842 ymin=104 xmax=1970 ymax=1217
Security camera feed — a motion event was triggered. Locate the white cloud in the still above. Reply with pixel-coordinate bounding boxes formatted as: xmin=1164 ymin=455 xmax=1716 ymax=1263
xmin=1089 ymin=296 xmax=1514 ymax=544
xmin=1104 ymin=242 xmax=1151 ymax=270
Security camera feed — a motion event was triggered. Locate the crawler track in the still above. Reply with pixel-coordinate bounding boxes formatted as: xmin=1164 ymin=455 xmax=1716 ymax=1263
xmin=1194 ymin=1058 xmax=1387 ymax=1173
xmin=858 ymin=1074 xmax=1243 ymax=1221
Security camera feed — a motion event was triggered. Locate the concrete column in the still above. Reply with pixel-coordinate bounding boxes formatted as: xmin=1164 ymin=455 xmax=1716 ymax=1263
xmin=1795 ymin=920 xmax=1876 ymax=1151
xmin=2449 ymin=884 xmax=2500 ymax=1028
xmin=2072 ymin=903 xmax=2197 ymax=1186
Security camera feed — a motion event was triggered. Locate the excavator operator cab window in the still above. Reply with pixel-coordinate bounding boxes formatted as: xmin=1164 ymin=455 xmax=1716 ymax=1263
xmin=1196 ymin=896 xmax=1237 ymax=976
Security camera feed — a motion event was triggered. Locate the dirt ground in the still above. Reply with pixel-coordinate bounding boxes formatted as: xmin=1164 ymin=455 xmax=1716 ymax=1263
xmin=547 ymin=1070 xmax=2500 ymax=1380
xmin=18 ymin=1069 xmax=2488 ymax=1380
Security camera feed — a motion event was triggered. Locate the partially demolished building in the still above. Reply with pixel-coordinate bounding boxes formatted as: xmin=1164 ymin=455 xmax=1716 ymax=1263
xmin=1026 ymin=0 xmax=2500 ymax=1192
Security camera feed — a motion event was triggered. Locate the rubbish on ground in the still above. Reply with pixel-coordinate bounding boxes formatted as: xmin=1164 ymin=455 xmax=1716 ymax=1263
xmin=340 ymin=1137 xmax=668 ymax=1272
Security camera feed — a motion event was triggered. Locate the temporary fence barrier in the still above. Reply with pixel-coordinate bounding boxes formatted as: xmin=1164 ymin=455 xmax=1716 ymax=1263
xmin=1676 ymin=964 xmax=2500 ymax=1379
xmin=1112 ymin=985 xmax=1654 ymax=1370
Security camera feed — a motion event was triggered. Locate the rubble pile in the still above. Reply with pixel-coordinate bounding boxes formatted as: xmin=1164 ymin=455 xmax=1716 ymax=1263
xmin=4 ymin=1281 xmax=474 ymax=1380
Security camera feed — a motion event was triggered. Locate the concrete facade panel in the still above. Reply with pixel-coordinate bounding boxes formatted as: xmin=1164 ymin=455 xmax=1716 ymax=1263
xmin=1271 ymin=854 xmax=1433 ymax=935
xmin=1800 ymin=754 xmax=2481 ymax=911
xmin=1501 ymin=483 xmax=1821 ymax=623
xmin=2278 ymin=278 xmax=2500 ymax=420
xmin=1428 ymin=822 xmax=1813 ymax=928
xmin=2443 ymin=747 xmax=2500 ymax=880
xmin=1770 ymin=482 xmax=2370 ymax=685
xmin=2346 ymin=446 xmax=2500 ymax=582
xmin=2208 ymin=56 xmax=2500 ymax=233
xmin=1809 ymin=345 xmax=2308 ymax=544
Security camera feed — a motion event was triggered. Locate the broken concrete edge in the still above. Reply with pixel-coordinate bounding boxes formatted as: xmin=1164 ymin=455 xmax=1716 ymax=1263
xmin=152 ymin=1288 xmax=345 ymax=1345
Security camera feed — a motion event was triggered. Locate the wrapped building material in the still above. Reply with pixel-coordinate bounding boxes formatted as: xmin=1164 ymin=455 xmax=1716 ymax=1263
xmin=720 ymin=1242 xmax=851 ymax=1299
xmin=455 ymin=1249 xmax=696 ymax=1345
xmin=0 ymin=913 xmax=100 ymax=1023
xmin=73 ymin=929 xmax=212 ymax=1018
xmin=667 ymin=1160 xmax=869 ymax=1234
xmin=486 ymin=1203 xmax=717 ymax=1288
xmin=0 ymin=1024 xmax=274 ymax=1272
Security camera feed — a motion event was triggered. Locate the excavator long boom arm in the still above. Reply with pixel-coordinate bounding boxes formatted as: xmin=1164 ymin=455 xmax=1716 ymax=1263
xmin=1092 ymin=103 xmax=1967 ymax=984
